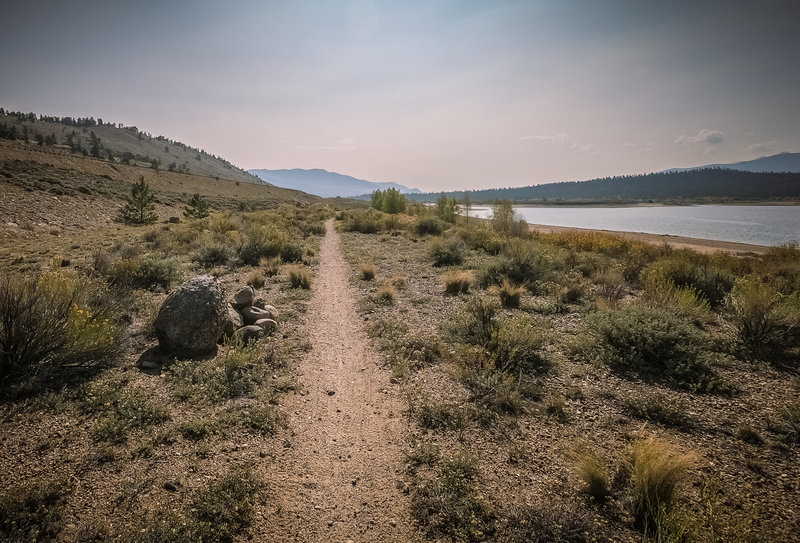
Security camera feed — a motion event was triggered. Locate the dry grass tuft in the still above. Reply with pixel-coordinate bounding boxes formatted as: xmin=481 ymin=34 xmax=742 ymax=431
xmin=626 ymin=432 xmax=698 ymax=532
xmin=358 ymin=262 xmax=377 ymax=280
xmin=286 ymin=265 xmax=312 ymax=289
xmin=443 ymin=270 xmax=474 ymax=295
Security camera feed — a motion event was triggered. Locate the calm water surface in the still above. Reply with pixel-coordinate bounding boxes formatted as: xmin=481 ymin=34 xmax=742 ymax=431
xmin=468 ymin=205 xmax=800 ymax=247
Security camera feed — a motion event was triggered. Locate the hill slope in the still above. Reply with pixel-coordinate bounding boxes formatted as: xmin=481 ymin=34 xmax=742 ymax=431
xmin=249 ymin=168 xmax=420 ymax=198
xmin=664 ymin=152 xmax=800 ymax=174
xmin=0 ymin=109 xmax=263 ymax=184
xmin=406 ymin=168 xmax=800 ymax=203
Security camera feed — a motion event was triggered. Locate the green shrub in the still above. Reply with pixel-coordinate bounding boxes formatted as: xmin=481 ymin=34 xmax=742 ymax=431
xmin=280 ymin=241 xmax=304 ymax=263
xmin=454 ymin=224 xmax=505 ymax=255
xmin=192 ymin=239 xmax=234 ymax=267
xmin=497 ymin=502 xmax=593 ymax=543
xmin=111 ymin=257 xmax=182 ymax=290
xmin=238 ymin=225 xmax=287 ymax=265
xmin=0 ymin=479 xmax=69 ymax=543
xmin=643 ymin=274 xmax=712 ymax=326
xmin=85 ymin=376 xmax=170 ymax=442
xmin=777 ymin=397 xmax=800 ymax=443
xmin=443 ymin=270 xmax=474 ymax=295
xmin=626 ymin=434 xmax=697 ymax=534
xmin=171 ymin=342 xmax=268 ymax=402
xmin=593 ymin=267 xmax=627 ymax=302
xmin=123 ymin=512 xmax=194 ymax=543
xmin=579 ymin=304 xmax=716 ymax=391
xmin=646 ymin=257 xmax=734 ymax=307
xmin=429 ymin=236 xmax=466 ymax=266
xmin=723 ymin=279 xmax=799 ymax=360
xmin=286 ymin=265 xmax=312 ymax=289
xmin=414 ymin=216 xmax=447 ymax=236
xmin=193 ymin=466 xmax=261 ymax=543
xmin=479 ymin=239 xmax=552 ymax=291
xmin=490 ymin=315 xmax=549 ymax=374
xmin=0 ymin=273 xmax=121 ymax=384
xmin=411 ymin=451 xmax=493 ymax=541
xmin=443 ymin=297 xmax=499 ymax=346
xmin=342 ymin=208 xmax=383 ymax=234
xmin=621 ymin=390 xmax=695 ymax=431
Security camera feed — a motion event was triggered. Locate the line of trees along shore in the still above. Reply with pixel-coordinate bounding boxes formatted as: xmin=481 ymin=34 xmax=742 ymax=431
xmin=403 ymin=169 xmax=800 ymax=203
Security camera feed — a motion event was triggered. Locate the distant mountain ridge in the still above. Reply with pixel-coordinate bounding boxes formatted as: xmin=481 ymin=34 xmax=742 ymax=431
xmin=405 ymin=168 xmax=800 ymax=203
xmin=248 ymin=168 xmax=421 ymax=198
xmin=663 ymin=152 xmax=800 ymax=174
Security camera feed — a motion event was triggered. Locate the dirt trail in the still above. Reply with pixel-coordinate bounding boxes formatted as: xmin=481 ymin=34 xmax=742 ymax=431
xmin=257 ymin=219 xmax=421 ymax=542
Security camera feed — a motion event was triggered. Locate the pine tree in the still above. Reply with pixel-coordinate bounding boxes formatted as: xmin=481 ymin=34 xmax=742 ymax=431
xmin=120 ymin=177 xmax=158 ymax=224
xmin=183 ymin=193 xmax=210 ymax=219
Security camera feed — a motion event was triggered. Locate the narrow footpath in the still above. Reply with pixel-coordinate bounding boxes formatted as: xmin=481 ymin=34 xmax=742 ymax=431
xmin=256 ymin=219 xmax=421 ymax=542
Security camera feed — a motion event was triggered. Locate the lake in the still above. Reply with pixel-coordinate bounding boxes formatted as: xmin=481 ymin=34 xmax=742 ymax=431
xmin=467 ymin=205 xmax=800 ymax=247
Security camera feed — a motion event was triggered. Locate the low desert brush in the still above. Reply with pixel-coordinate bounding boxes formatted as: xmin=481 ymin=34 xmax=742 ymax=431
xmin=286 ymin=265 xmax=312 ymax=289
xmin=488 ymin=278 xmax=525 ymax=308
xmin=358 ymin=262 xmax=377 ymax=280
xmin=246 ymin=269 xmax=265 ymax=288
xmin=377 ymin=284 xmax=396 ymax=304
xmin=258 ymin=256 xmax=281 ymax=277
xmin=443 ymin=270 xmax=474 ymax=295
xmin=429 ymin=236 xmax=466 ymax=267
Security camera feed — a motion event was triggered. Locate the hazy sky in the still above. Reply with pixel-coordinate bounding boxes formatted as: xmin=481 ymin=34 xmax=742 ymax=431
xmin=2 ymin=0 xmax=799 ymax=191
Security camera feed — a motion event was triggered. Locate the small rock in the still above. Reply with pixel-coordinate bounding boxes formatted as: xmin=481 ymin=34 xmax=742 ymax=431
xmin=168 ymin=216 xmax=181 ymax=224
xmin=163 ymin=481 xmax=181 ymax=492
xmin=241 ymin=305 xmax=272 ymax=325
xmin=327 ymin=390 xmax=335 ymax=396
xmin=254 ymin=318 xmax=278 ymax=334
xmin=235 ymin=325 xmax=263 ymax=344
xmin=220 ymin=304 xmax=244 ymax=340
xmin=232 ymin=286 xmax=255 ymax=309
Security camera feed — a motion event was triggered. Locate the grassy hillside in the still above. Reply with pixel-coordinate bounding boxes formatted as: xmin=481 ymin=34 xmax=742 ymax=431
xmin=0 ymin=108 xmax=261 ymax=184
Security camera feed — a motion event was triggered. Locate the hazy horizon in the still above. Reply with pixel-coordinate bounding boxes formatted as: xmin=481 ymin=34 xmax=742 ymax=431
xmin=2 ymin=0 xmax=799 ymax=192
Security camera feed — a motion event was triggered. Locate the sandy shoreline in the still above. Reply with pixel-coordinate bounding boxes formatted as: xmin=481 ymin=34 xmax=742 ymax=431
xmin=524 ymin=222 xmax=770 ymax=255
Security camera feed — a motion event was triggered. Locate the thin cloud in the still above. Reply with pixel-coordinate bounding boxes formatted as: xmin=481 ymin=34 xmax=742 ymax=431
xmin=291 ymin=138 xmax=358 ymax=152
xmin=674 ymin=129 xmax=726 ymax=145
xmin=521 ymin=133 xmax=597 ymax=155
xmin=744 ymin=141 xmax=777 ymax=155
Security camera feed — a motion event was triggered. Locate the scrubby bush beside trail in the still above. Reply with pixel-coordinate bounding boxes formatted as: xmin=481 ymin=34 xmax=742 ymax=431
xmin=0 ymin=272 xmax=122 ymax=387
xmin=478 ymin=239 xmax=554 ymax=292
xmin=576 ymin=303 xmax=720 ymax=391
xmin=429 ymin=236 xmax=467 ymax=267
xmin=723 ymin=278 xmax=800 ymax=362
xmin=0 ymin=478 xmax=70 ymax=543
xmin=645 ymin=256 xmax=734 ymax=307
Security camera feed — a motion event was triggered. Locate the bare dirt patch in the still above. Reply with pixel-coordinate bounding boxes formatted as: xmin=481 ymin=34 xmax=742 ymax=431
xmin=255 ymin=219 xmax=421 ymax=542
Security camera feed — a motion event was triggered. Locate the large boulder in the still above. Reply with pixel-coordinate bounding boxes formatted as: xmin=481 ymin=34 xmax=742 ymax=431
xmin=220 ymin=304 xmax=244 ymax=340
xmin=154 ymin=275 xmax=227 ymax=356
xmin=231 ymin=286 xmax=255 ymax=310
